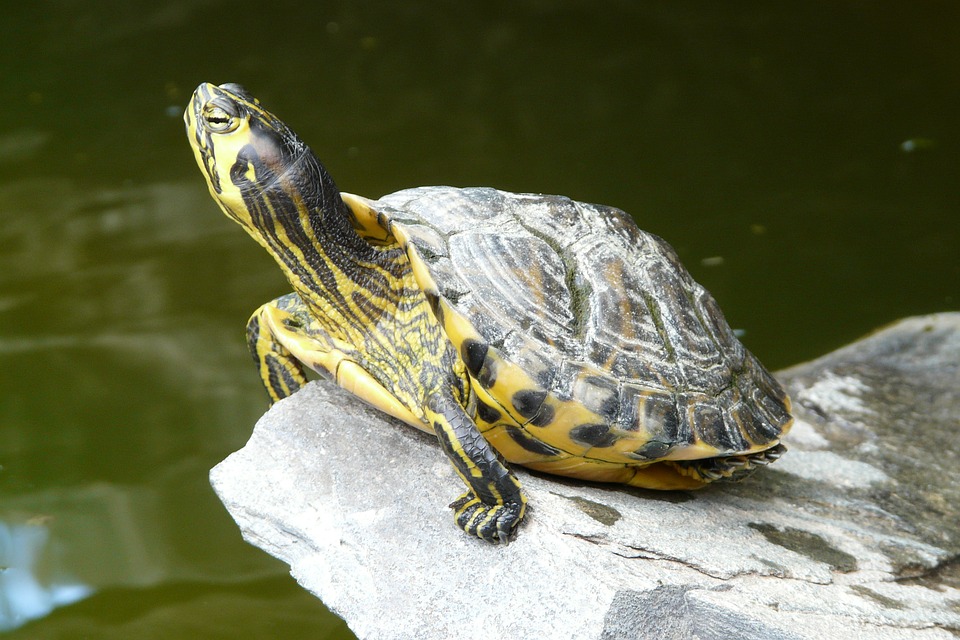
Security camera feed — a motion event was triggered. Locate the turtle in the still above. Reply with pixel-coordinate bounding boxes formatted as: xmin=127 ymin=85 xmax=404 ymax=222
xmin=184 ymin=82 xmax=793 ymax=544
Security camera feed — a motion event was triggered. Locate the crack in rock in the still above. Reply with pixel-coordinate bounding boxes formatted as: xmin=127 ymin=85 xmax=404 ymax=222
xmin=566 ymin=532 xmax=767 ymax=582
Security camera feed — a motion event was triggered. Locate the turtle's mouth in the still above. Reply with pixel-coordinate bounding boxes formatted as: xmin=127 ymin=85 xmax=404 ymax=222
xmin=185 ymin=85 xmax=229 ymax=195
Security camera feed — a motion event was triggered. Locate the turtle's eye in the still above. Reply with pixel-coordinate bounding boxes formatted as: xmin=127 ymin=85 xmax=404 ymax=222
xmin=202 ymin=103 xmax=239 ymax=133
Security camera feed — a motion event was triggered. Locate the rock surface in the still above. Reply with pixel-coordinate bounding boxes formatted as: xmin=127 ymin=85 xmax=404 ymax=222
xmin=210 ymin=314 xmax=960 ymax=639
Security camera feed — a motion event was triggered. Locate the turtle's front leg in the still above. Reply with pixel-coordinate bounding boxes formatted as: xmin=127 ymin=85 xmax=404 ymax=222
xmin=425 ymin=393 xmax=528 ymax=544
xmin=247 ymin=296 xmax=310 ymax=403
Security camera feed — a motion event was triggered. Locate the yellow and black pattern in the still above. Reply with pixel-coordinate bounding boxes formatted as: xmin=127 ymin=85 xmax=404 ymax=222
xmin=186 ymin=83 xmax=524 ymax=543
xmin=246 ymin=293 xmax=310 ymax=403
xmin=186 ymin=82 xmax=792 ymax=543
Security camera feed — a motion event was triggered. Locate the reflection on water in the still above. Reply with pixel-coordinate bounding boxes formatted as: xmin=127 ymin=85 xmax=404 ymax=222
xmin=0 ymin=520 xmax=93 ymax=631
xmin=1 ymin=2 xmax=958 ymax=638
xmin=0 ymin=130 xmax=50 ymax=165
xmin=0 ymin=465 xmax=346 ymax=638
xmin=0 ymin=178 xmax=340 ymax=636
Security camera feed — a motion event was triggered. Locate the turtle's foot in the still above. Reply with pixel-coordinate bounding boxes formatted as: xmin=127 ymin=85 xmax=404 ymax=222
xmin=673 ymin=443 xmax=787 ymax=484
xmin=449 ymin=492 xmax=526 ymax=544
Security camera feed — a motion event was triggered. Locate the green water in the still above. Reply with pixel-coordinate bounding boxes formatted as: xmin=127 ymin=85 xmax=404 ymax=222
xmin=1 ymin=2 xmax=957 ymax=638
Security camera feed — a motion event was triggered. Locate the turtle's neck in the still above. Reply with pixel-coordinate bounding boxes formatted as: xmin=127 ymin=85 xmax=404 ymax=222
xmin=238 ymin=147 xmax=409 ymax=340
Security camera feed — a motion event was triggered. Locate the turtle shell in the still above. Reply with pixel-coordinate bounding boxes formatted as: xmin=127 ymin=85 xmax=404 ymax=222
xmin=344 ymin=187 xmax=792 ymax=486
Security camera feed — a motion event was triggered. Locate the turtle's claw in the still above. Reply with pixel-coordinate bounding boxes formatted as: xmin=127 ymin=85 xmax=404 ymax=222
xmin=450 ymin=492 xmax=525 ymax=544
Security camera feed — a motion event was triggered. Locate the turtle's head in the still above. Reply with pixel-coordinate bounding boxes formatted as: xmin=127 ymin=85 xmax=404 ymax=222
xmin=184 ymin=82 xmax=341 ymax=244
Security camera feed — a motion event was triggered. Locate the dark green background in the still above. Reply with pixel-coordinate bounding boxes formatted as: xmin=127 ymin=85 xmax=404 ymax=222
xmin=1 ymin=2 xmax=957 ymax=638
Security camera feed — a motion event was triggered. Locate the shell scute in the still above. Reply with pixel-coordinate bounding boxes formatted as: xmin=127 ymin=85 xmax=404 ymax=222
xmin=553 ymin=361 xmax=622 ymax=423
xmin=475 ymin=398 xmax=502 ymax=425
xmin=620 ymin=384 xmax=686 ymax=446
xmin=511 ymin=389 xmax=548 ymax=421
xmin=460 ymin=339 xmax=488 ymax=378
xmin=448 ymin=231 xmax=576 ymax=351
xmin=689 ymin=396 xmax=741 ymax=452
xmin=569 ymin=423 xmax=619 ymax=449
xmin=382 ymin=187 xmax=506 ymax=233
xmin=505 ymin=425 xmax=565 ymax=457
xmin=722 ymin=400 xmax=769 ymax=451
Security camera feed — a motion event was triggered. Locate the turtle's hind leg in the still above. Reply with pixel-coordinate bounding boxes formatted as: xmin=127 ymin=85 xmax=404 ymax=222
xmin=671 ymin=444 xmax=787 ymax=484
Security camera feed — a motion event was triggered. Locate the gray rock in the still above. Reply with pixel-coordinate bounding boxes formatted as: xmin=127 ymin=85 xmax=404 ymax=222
xmin=210 ymin=314 xmax=960 ymax=639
